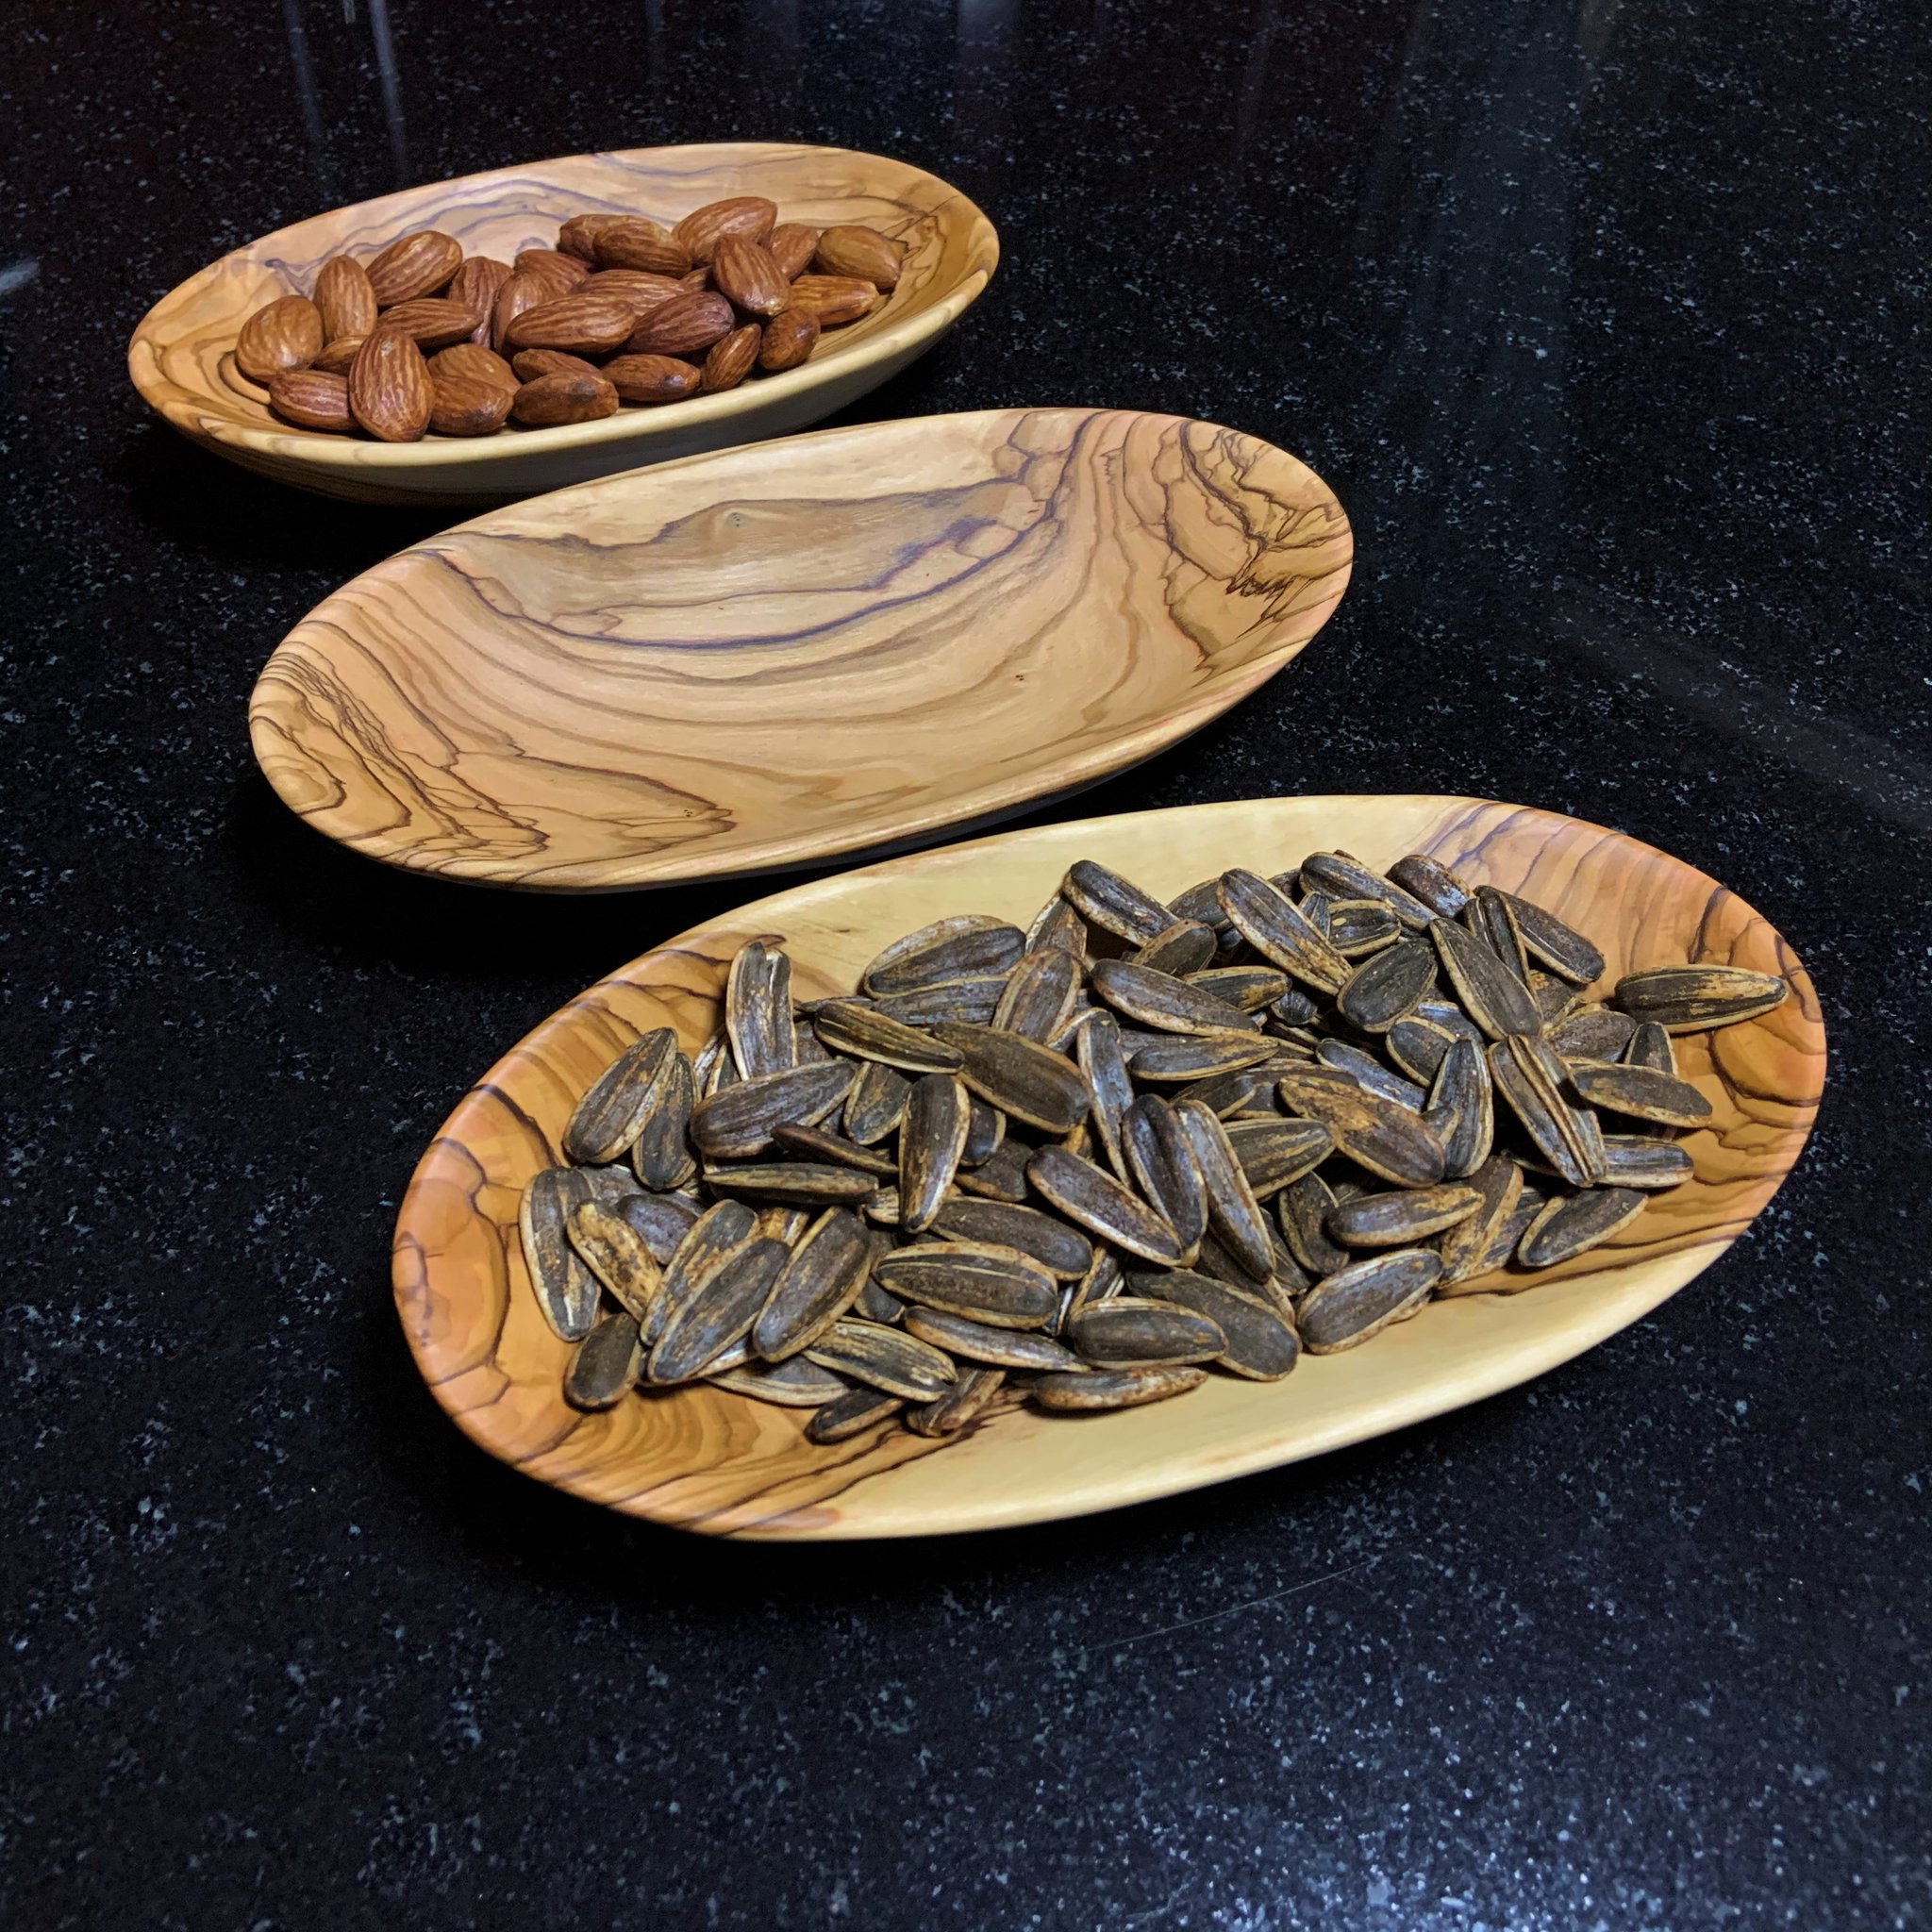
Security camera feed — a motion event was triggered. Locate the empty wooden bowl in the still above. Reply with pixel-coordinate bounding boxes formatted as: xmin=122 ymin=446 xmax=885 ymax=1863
xmin=391 ymin=794 xmax=1824 ymax=1541
xmin=128 ymin=142 xmax=997 ymax=505
xmin=250 ymin=408 xmax=1353 ymax=889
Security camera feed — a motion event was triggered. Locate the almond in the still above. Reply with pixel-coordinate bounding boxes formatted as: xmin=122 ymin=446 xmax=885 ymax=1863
xmin=813 ymin=225 xmax=904 ymax=290
xmin=711 ymin=238 xmax=791 ymax=318
xmin=348 ymin=328 xmax=433 ymax=441
xmin=365 ymin=229 xmax=462 ymax=306
xmin=593 ymin=217 xmax=691 ymax=277
xmin=512 ymin=348 xmax=602 ymax=382
xmin=623 ymin=291 xmax=735 ymax=358
xmin=602 ymin=354 xmax=703 ymax=404
xmin=514 ymin=248 xmax=589 ymax=299
xmin=428 ymin=342 xmax=517 ymax=389
xmin=672 ymin=196 xmax=777 ymax=264
xmin=313 ymin=334 xmax=365 ymax=375
xmin=447 ymin=257 xmax=511 ymax=344
xmin=701 ymin=325 xmax=760 ymax=393
xmin=679 ymin=268 xmax=713 ymax=291
xmin=787 ymin=275 xmax=882 ymax=326
xmin=375 ymin=297 xmax=489 ymax=350
xmin=558 ymin=213 xmax=628 ymax=262
xmin=758 ymin=307 xmax=819 ymax=373
xmin=510 ymin=372 xmax=620 ymax=427
xmin=235 ymin=294 xmax=323 ymax=383
xmin=578 ymin=269 xmax=687 ymax=315
xmin=429 ymin=374 xmax=515 ymax=437
xmin=765 ymin=222 xmax=820 ymax=281
xmin=504 ymin=292 xmax=637 ymax=355
xmin=266 ymin=368 xmax=353 ymax=431
xmin=312 ymin=258 xmax=377 ymax=342
xmin=491 ymin=273 xmax=546 ymax=354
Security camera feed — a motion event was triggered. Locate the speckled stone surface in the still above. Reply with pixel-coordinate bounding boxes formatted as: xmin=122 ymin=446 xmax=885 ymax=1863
xmin=2 ymin=0 xmax=1927 ymax=1924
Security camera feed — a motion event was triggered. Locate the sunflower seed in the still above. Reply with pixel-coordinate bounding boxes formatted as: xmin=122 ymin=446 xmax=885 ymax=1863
xmin=751 ymin=1208 xmax=874 ymax=1360
xmin=981 ymin=945 xmax=1074 ymax=1042
xmin=895 ymin=1073 xmax=970 ymax=1233
xmin=1068 ymin=1297 xmax=1225 ymax=1368
xmin=691 ymin=1029 xmax=732 ymax=1100
xmin=1031 ymin=1364 xmax=1208 ymax=1410
xmin=1462 ymin=887 xmax=1531 ymax=987
xmin=1057 ymin=1244 xmax=1124 ymax=1334
xmin=931 ymin=1199 xmax=1093 ymax=1277
xmin=562 ymin=1027 xmax=677 ymax=1164
xmin=1430 ymin=917 xmax=1540 ymax=1039
xmin=930 ymin=1022 xmax=1091 ymax=1134
xmin=1173 ymin=1070 xmax=1265 ymax=1118
xmin=1499 ymin=891 xmax=1606 ymax=984
xmin=903 ymin=1307 xmax=1083 ymax=1372
xmin=1063 ymin=859 xmax=1173 ymax=944
xmin=690 ymin=1060 xmax=855 ymax=1159
xmin=873 ymin=979 xmax=1008 ymax=1026
xmin=1599 ymin=1136 xmax=1696 ymax=1189
xmin=1129 ymin=1029 xmax=1280 ymax=1083
xmin=1211 ymin=1117 xmax=1331 ymax=1198
xmin=1532 ymin=972 xmax=1586 ymax=1029
xmin=1298 ymin=1249 xmax=1441 ymax=1352
xmin=770 ymin=1123 xmax=895 ymax=1175
xmin=1428 ymin=1036 xmax=1493 ymax=1178
xmin=1171 ymin=1097 xmax=1275 ymax=1280
xmin=1167 ymin=878 xmax=1227 ymax=924
xmin=520 ymin=1167 xmax=602 ymax=1341
xmin=806 ymin=1319 xmax=958 ymax=1399
xmin=1278 ymin=1171 xmax=1354 ymax=1279
xmin=873 ymin=1243 xmax=1059 ymax=1327
xmin=654 ymin=1198 xmax=759 ymax=1344
xmin=844 ymin=1058 xmax=911 ymax=1144
xmin=1387 ymin=853 xmax=1470 ymax=918
xmin=1298 ymin=851 xmax=1438 ymax=930
xmin=616 ymin=1189 xmax=701 ymax=1263
xmin=1548 ymin=1005 xmax=1638 ymax=1062
xmin=564 ymin=1310 xmax=642 ymax=1408
xmin=1089 ymin=958 xmax=1253 ymax=1036
xmin=1517 ymin=1188 xmax=1647 ymax=1267
xmin=709 ymin=1355 xmax=854 ymax=1407
xmin=1435 ymin=1155 xmax=1527 ymax=1284
xmin=648 ymin=1236 xmax=788 ymax=1384
xmin=1267 ymin=987 xmax=1324 ymax=1031
xmin=1335 ymin=938 xmax=1437 ymax=1033
xmin=805 ymin=1387 xmax=907 ymax=1441
xmin=1128 ymin=1269 xmax=1301 ymax=1379
xmin=1317 ymin=1039 xmax=1429 ymax=1112
xmin=1327 ymin=1181 xmax=1482 ymax=1248
xmin=1129 ymin=919 xmax=1220 ymax=977
xmin=1328 ymin=899 xmax=1403 ymax=955
xmin=1489 ymin=1037 xmax=1604 ymax=1188
xmin=812 ymin=998 xmax=965 ymax=1073
xmin=1024 ymin=893 xmax=1089 ymax=957
xmin=953 ymin=1137 xmax=1033 ymax=1203
xmin=1385 ymin=1016 xmax=1456 ymax=1085
xmin=1217 ymin=869 xmax=1352 ymax=991
xmin=580 ymin=1162 xmax=643 ymax=1208
xmin=1122 ymin=1096 xmax=1208 ymax=1260
xmin=1623 ymin=1022 xmax=1677 ymax=1075
xmin=1486 ymin=1187 xmax=1546 ymax=1269
xmin=726 ymin=940 xmax=795 ymax=1079
xmin=705 ymin=1161 xmax=880 ymax=1206
xmin=624 ymin=1048 xmax=695 ymax=1190
xmin=1188 ymin=965 xmax=1290 ymax=1012
xmin=1414 ymin=997 xmax=1487 ymax=1044
xmin=1027 ymin=1144 xmax=1186 ymax=1265
xmin=566 ymin=1200 xmax=664 ymax=1324
xmin=1274 ymin=1073 xmax=1447 ymax=1187
xmin=904 ymin=1365 xmax=1008 ymax=1436
xmin=862 ymin=916 xmax=1025 ymax=995
xmin=1566 ymin=1059 xmax=1712 ymax=1128
xmin=1611 ymin=965 xmax=1788 ymax=1031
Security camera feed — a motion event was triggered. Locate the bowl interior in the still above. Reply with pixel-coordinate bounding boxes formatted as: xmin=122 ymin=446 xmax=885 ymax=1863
xmin=250 ymin=408 xmax=1354 ymax=888
xmin=391 ymin=794 xmax=1824 ymax=1540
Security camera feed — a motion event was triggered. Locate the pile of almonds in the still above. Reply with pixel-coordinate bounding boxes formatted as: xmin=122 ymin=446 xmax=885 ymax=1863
xmin=231 ymin=197 xmax=903 ymax=441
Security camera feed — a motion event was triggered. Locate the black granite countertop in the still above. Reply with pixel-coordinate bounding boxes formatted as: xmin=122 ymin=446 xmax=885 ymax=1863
xmin=3 ymin=0 xmax=1927 ymax=1924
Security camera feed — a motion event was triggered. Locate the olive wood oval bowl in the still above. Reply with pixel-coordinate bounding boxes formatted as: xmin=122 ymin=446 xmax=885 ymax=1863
xmin=129 ymin=142 xmax=997 ymax=505
xmin=391 ymin=794 xmax=1824 ymax=1541
xmin=250 ymin=408 xmax=1352 ymax=890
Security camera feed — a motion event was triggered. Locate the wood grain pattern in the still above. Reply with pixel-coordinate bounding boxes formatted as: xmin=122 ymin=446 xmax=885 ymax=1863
xmin=391 ymin=795 xmax=1825 ymax=1541
xmin=128 ymin=143 xmax=997 ymax=505
xmin=249 ymin=408 xmax=1353 ymax=890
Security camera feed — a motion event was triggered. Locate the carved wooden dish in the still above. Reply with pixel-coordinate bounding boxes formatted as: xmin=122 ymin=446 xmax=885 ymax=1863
xmin=128 ymin=142 xmax=997 ymax=505
xmin=392 ymin=794 xmax=1824 ymax=1541
xmin=250 ymin=408 xmax=1352 ymax=890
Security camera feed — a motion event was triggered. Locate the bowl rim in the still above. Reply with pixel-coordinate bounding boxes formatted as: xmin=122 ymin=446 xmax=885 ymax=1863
xmin=247 ymin=406 xmax=1355 ymax=891
xmin=126 ymin=140 xmax=999 ymax=477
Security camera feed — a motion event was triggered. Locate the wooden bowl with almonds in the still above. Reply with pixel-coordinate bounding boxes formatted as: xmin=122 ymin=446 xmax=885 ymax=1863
xmin=128 ymin=142 xmax=998 ymax=506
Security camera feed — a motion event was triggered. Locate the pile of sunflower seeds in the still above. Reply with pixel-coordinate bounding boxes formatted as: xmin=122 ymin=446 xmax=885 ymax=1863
xmin=521 ymin=851 xmax=1787 ymax=1444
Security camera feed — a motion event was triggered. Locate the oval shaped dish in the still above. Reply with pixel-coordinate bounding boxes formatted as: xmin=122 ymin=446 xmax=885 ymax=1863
xmin=391 ymin=794 xmax=1824 ymax=1541
xmin=129 ymin=142 xmax=997 ymax=505
xmin=250 ymin=408 xmax=1352 ymax=889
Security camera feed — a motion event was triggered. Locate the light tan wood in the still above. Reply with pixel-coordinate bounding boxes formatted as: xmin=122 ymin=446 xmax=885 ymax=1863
xmin=391 ymin=795 xmax=1824 ymax=1540
xmin=128 ymin=143 xmax=997 ymax=505
xmin=250 ymin=408 xmax=1353 ymax=889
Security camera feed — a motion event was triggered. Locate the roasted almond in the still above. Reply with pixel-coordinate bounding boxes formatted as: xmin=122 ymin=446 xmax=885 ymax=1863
xmin=711 ymin=237 xmax=791 ymax=317
xmin=429 ymin=373 xmax=514 ymax=436
xmin=375 ymin=296 xmax=488 ymax=350
xmin=558 ymin=212 xmax=628 ymax=262
xmin=578 ymin=269 xmax=687 ymax=315
xmin=701 ymin=325 xmax=760 ymax=393
xmin=446 ymin=256 xmax=510 ymax=343
xmin=758 ymin=308 xmax=820 ymax=372
xmin=235 ymin=294 xmax=323 ymax=383
xmin=673 ymin=195 xmax=777 ymax=263
xmin=312 ymin=334 xmax=364 ymax=375
xmin=266 ymin=368 xmax=352 ymax=431
xmin=513 ymin=247 xmax=589 ymax=298
xmin=512 ymin=348 xmax=601 ymax=382
xmin=364 ymin=229 xmax=461 ymax=306
xmin=623 ymin=291 xmax=735 ymax=358
xmin=347 ymin=328 xmax=433 ymax=441
xmin=814 ymin=225 xmax=904 ymax=289
xmin=787 ymin=274 xmax=881 ymax=325
xmin=602 ymin=353 xmax=703 ymax=403
xmin=428 ymin=341 xmax=516 ymax=389
xmin=679 ymin=267 xmax=712 ymax=291
xmin=510 ymin=371 xmax=619 ymax=426
xmin=593 ymin=216 xmax=692 ymax=277
xmin=766 ymin=222 xmax=819 ymax=280
xmin=312 ymin=258 xmax=376 ymax=343
xmin=491 ymin=272 xmax=546 ymax=353
xmin=503 ymin=291 xmax=637 ymax=355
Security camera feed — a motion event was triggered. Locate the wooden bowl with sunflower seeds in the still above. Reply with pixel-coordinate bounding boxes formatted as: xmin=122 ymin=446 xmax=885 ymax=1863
xmin=391 ymin=794 xmax=1824 ymax=1541
xmin=128 ymin=143 xmax=997 ymax=505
